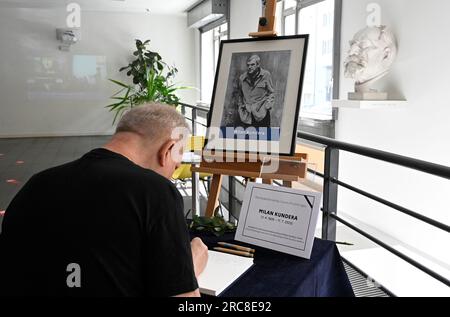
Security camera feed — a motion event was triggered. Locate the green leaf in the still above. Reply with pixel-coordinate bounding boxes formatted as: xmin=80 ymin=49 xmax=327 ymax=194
xmin=190 ymin=216 xmax=236 ymax=237
xmin=107 ymin=38 xmax=195 ymax=125
xmin=110 ymin=87 xmax=127 ymax=97
xmin=109 ymin=79 xmax=130 ymax=89
xmin=175 ymin=86 xmax=194 ymax=90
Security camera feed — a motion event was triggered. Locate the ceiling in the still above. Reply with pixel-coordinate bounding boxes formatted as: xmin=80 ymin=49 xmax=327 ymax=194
xmin=0 ymin=0 xmax=201 ymax=14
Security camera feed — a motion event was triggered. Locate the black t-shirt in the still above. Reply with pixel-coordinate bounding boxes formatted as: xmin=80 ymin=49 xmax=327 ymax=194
xmin=0 ymin=148 xmax=198 ymax=296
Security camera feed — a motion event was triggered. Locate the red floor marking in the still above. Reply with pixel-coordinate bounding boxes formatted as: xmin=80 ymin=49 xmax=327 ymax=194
xmin=6 ymin=179 xmax=20 ymax=185
xmin=16 ymin=160 xmax=25 ymax=165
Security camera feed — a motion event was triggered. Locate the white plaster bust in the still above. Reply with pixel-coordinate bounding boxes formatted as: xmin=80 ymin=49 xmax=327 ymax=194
xmin=344 ymin=26 xmax=398 ymax=94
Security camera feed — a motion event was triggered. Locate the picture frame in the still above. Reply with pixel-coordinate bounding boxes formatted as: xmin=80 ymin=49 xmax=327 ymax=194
xmin=204 ymin=35 xmax=309 ymax=157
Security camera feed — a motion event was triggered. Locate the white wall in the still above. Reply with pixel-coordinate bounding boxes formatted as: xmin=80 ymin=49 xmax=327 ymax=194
xmin=226 ymin=0 xmax=450 ymax=293
xmin=0 ymin=7 xmax=197 ymax=137
xmin=229 ymin=0 xmax=261 ymax=39
xmin=337 ymin=0 xmax=450 ymax=272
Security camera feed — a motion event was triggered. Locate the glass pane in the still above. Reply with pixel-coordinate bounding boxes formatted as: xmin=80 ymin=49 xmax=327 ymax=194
xmin=215 ymin=23 xmax=228 ymax=73
xmin=276 ymin=1 xmax=283 ymax=35
xmin=284 ymin=14 xmax=296 ymax=36
xmin=221 ymin=23 xmax=228 ymax=33
xmin=298 ymin=0 xmax=334 ymax=118
xmin=201 ymin=23 xmax=228 ymax=104
xmin=201 ymin=28 xmax=214 ymax=103
xmin=284 ymin=0 xmax=297 ymax=9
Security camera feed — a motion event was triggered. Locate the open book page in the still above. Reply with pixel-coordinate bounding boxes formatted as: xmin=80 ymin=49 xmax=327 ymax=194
xmin=197 ymin=250 xmax=254 ymax=296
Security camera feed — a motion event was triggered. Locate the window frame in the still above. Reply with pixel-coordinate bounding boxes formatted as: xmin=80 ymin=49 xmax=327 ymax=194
xmin=199 ymin=17 xmax=229 ymax=106
xmin=279 ymin=0 xmax=342 ymax=127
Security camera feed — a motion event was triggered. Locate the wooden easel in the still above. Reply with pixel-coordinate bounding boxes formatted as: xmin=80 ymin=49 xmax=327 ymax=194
xmin=193 ymin=0 xmax=306 ymax=218
xmin=192 ymin=153 xmax=308 ymax=217
xmin=249 ymin=0 xmax=278 ymax=38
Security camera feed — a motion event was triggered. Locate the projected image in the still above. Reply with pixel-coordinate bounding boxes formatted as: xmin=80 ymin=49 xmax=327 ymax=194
xmin=73 ymin=55 xmax=107 ymax=85
xmin=26 ymin=55 xmax=107 ymax=101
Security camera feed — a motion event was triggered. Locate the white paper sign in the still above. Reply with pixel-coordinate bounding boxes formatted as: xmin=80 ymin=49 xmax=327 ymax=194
xmin=235 ymin=182 xmax=322 ymax=259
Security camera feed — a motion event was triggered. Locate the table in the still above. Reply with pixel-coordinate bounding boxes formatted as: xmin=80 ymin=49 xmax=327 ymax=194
xmin=191 ymin=231 xmax=355 ymax=297
xmin=182 ymin=152 xmax=202 ymax=216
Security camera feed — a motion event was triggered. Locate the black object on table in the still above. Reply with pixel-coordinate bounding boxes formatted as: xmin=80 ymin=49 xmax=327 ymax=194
xmin=191 ymin=231 xmax=355 ymax=297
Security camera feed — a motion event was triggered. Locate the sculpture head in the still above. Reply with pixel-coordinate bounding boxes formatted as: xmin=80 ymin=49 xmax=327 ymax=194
xmin=344 ymin=26 xmax=397 ymax=91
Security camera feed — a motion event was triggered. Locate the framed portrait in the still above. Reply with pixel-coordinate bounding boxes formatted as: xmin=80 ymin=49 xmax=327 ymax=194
xmin=204 ymin=35 xmax=309 ymax=156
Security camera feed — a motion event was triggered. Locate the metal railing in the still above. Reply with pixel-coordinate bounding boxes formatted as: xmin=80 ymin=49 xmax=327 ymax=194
xmin=296 ymin=131 xmax=450 ymax=288
xmin=179 ymin=102 xmax=450 ymax=290
xmin=179 ymin=102 xmax=209 ymax=136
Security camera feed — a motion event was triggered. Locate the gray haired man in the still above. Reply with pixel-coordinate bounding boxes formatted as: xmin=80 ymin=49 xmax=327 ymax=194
xmin=237 ymin=54 xmax=275 ymax=128
xmin=0 ymin=103 xmax=208 ymax=297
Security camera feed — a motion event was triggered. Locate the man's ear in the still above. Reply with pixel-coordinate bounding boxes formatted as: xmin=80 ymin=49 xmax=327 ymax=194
xmin=157 ymin=140 xmax=176 ymax=167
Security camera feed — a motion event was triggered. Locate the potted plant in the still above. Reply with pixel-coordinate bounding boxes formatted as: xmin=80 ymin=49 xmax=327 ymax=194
xmin=107 ymin=39 xmax=190 ymax=123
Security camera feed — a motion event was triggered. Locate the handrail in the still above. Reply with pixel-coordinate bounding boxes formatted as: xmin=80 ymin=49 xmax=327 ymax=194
xmin=179 ymin=102 xmax=209 ymax=134
xmin=185 ymin=117 xmax=208 ymax=128
xmin=179 ymin=102 xmax=450 ymax=290
xmin=179 ymin=102 xmax=210 ymax=113
xmin=296 ymin=130 xmax=450 ymax=287
xmin=330 ymin=213 xmax=450 ymax=287
xmin=297 ymin=131 xmax=450 ymax=180
xmin=331 ymin=177 xmax=450 ymax=233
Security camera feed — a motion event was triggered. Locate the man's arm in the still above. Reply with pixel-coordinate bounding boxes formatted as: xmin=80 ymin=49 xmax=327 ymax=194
xmin=265 ymin=73 xmax=275 ymax=110
xmin=145 ymin=183 xmax=201 ymax=297
xmin=173 ymin=238 xmax=208 ymax=297
xmin=190 ymin=237 xmax=208 ymax=277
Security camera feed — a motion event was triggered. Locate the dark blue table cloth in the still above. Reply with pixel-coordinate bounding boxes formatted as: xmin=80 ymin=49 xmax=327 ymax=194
xmin=191 ymin=231 xmax=354 ymax=297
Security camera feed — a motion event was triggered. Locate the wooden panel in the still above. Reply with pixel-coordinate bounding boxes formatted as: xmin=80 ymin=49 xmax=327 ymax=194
xmin=193 ymin=153 xmax=308 ymax=182
xmin=249 ymin=0 xmax=278 ymax=37
xmin=296 ymin=144 xmax=325 ymax=174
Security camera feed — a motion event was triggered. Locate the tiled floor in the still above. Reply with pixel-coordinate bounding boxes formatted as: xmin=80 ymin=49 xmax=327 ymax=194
xmin=0 ymin=136 xmax=111 ymax=224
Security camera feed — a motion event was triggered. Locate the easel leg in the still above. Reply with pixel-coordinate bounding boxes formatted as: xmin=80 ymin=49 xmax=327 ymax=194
xmin=205 ymin=174 xmax=223 ymax=218
xmin=283 ymin=180 xmax=293 ymax=188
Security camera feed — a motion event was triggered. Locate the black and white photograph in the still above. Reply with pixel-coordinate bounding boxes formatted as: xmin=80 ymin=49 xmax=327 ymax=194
xmin=220 ymin=50 xmax=291 ymax=136
xmin=205 ymin=35 xmax=309 ymax=155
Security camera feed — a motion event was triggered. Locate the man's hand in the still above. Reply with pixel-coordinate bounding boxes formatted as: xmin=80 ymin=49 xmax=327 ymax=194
xmin=265 ymin=94 xmax=275 ymax=110
xmin=191 ymin=237 xmax=208 ymax=278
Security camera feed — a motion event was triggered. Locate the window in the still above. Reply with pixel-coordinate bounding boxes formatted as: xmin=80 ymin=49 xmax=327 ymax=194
xmin=280 ymin=0 xmax=339 ymax=120
xmin=200 ymin=22 xmax=228 ymax=104
xmin=284 ymin=0 xmax=297 ymax=10
xmin=284 ymin=14 xmax=296 ymax=35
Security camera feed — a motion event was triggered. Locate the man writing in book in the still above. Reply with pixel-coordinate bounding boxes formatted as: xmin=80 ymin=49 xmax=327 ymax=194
xmin=0 ymin=103 xmax=208 ymax=297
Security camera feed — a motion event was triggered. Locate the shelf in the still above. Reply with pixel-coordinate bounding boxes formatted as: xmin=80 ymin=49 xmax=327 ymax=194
xmin=332 ymin=99 xmax=407 ymax=109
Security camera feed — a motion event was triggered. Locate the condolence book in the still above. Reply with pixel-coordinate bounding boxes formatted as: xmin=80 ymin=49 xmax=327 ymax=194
xmin=197 ymin=250 xmax=254 ymax=296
